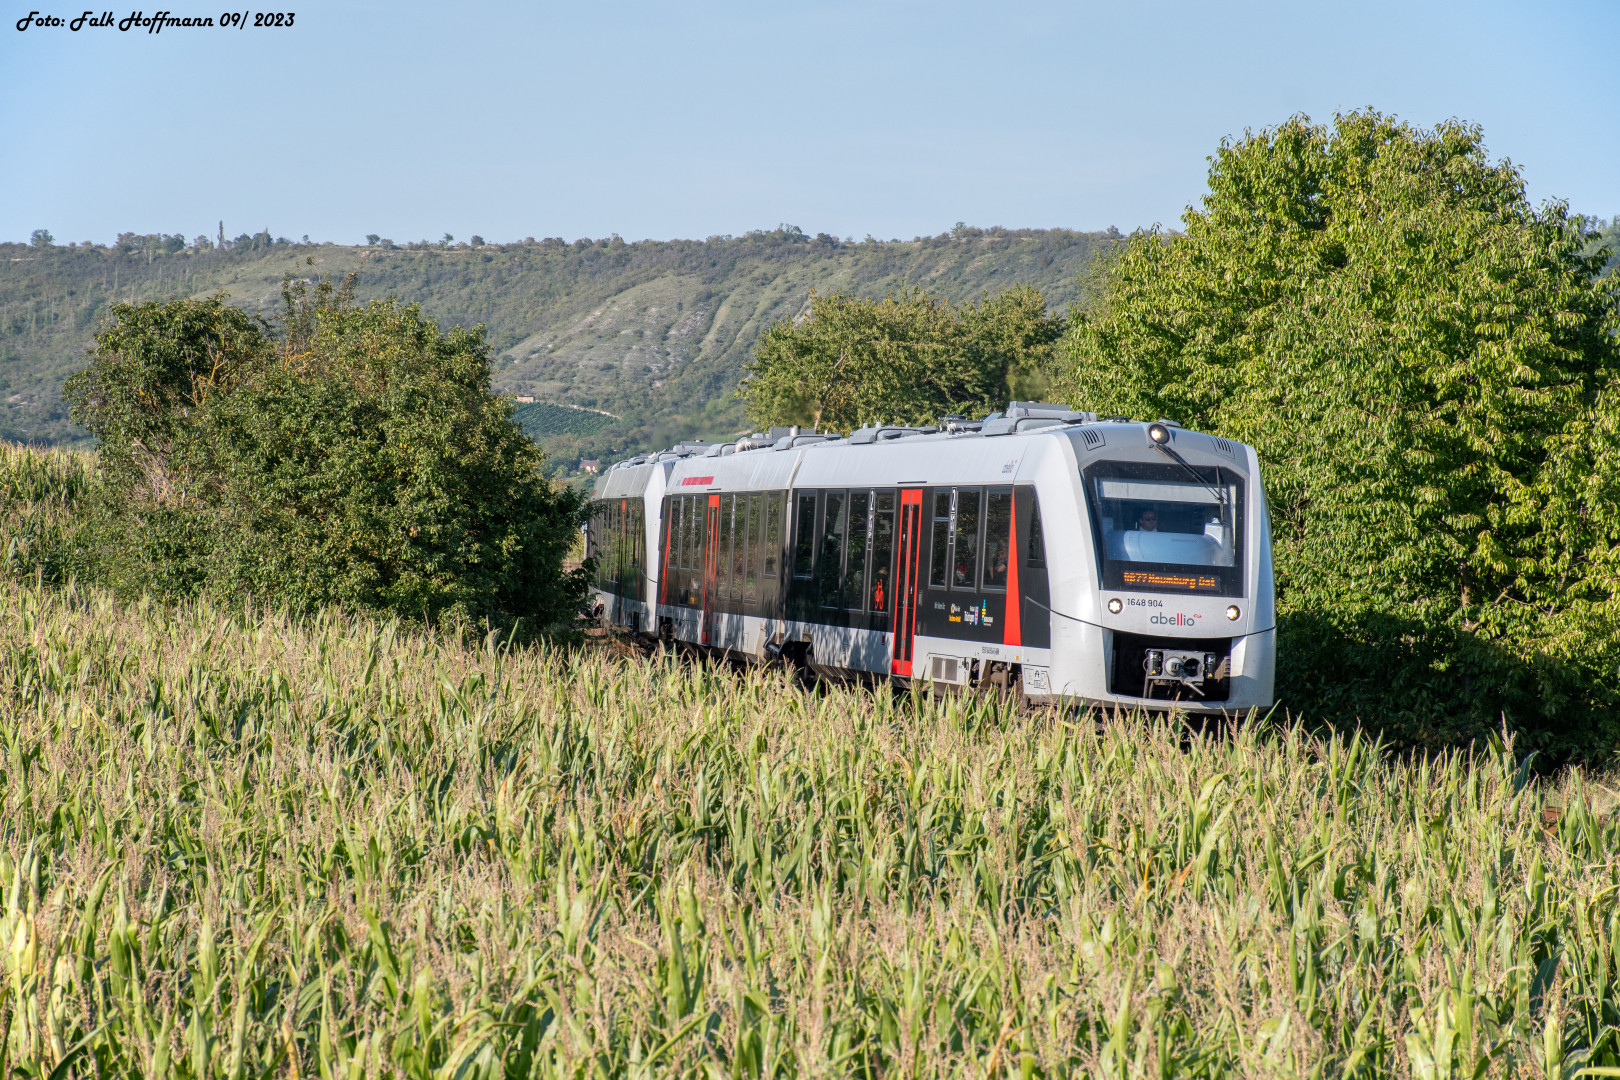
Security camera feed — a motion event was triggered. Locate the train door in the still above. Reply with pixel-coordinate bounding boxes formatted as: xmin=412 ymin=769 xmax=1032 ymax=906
xmin=701 ymin=494 xmax=720 ymax=645
xmin=891 ymin=489 xmax=924 ymax=676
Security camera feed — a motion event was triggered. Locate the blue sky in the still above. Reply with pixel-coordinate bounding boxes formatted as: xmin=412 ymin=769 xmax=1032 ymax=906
xmin=2 ymin=0 xmax=1615 ymax=246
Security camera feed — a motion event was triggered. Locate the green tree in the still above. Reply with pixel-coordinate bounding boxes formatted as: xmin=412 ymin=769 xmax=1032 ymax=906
xmin=1061 ymin=111 xmax=1620 ymax=755
xmin=64 ymin=278 xmax=588 ymax=627
xmin=29 ymin=229 xmax=53 ymax=248
xmin=740 ymin=284 xmax=1065 ymax=430
xmin=1583 ymin=216 xmax=1620 ymax=276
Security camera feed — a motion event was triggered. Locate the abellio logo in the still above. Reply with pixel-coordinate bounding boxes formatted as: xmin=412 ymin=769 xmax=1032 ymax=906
xmin=1149 ymin=612 xmax=1203 ymax=626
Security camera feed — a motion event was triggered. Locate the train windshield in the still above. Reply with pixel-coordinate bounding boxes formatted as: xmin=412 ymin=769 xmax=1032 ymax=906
xmin=1084 ymin=462 xmax=1245 ymax=596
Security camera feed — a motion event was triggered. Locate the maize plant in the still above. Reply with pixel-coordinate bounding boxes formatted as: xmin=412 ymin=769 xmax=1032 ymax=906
xmin=2 ymin=451 xmax=1620 ymax=1077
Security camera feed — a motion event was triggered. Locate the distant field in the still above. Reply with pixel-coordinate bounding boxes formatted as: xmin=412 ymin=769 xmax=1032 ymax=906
xmin=3 ymin=444 xmax=1620 ymax=1077
xmin=514 ymin=399 xmax=615 ymax=439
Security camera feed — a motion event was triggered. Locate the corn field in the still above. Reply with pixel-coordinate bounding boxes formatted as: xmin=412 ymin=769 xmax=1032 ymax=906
xmin=0 ymin=445 xmax=91 ymax=585
xmin=4 ymin=448 xmax=1620 ymax=1078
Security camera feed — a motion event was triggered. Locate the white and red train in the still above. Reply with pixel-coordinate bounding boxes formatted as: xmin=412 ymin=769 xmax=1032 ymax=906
xmin=586 ymin=403 xmax=1275 ymax=711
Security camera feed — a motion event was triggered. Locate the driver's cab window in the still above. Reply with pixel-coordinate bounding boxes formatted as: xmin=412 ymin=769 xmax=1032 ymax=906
xmin=1096 ymin=479 xmax=1236 ymax=569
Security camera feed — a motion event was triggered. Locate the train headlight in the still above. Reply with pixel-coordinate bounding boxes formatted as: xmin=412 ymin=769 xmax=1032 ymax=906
xmin=1147 ymin=422 xmax=1171 ymax=445
xmin=1226 ymin=605 xmax=1241 ymax=621
xmin=1107 ymin=598 xmax=1123 ymax=614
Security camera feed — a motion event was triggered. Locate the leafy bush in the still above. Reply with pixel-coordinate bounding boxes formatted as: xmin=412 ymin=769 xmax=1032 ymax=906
xmin=62 ymin=277 xmax=588 ymax=627
xmin=1061 ymin=111 xmax=1620 ymax=758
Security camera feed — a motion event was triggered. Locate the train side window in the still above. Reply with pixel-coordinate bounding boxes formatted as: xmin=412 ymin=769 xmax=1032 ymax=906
xmin=687 ymin=495 xmax=701 ymax=571
xmin=730 ymin=496 xmax=747 ymax=600
xmin=664 ymin=501 xmax=677 ymax=597
xmin=688 ymin=498 xmax=705 ymax=604
xmin=674 ymin=497 xmax=687 ymax=570
xmin=844 ymin=491 xmax=870 ymax=610
xmin=870 ymin=491 xmax=896 ymax=613
xmin=983 ymin=489 xmax=1012 ymax=589
xmin=953 ymin=489 xmax=981 ymax=589
xmin=764 ymin=494 xmax=782 ymax=577
xmin=1026 ymin=498 xmax=1045 ymax=568
xmin=717 ymin=497 xmax=730 ymax=597
xmin=731 ymin=495 xmax=742 ymax=594
xmin=616 ymin=503 xmax=626 ymax=588
xmin=625 ymin=508 xmax=638 ymax=582
xmin=820 ymin=490 xmax=846 ymax=608
xmin=717 ymin=495 xmax=734 ymax=597
xmin=793 ymin=493 xmax=816 ymax=578
xmin=928 ymin=491 xmax=950 ymax=588
xmin=664 ymin=495 xmax=677 ymax=569
xmin=744 ymin=494 xmax=761 ymax=602
xmin=665 ymin=499 xmax=679 ymax=575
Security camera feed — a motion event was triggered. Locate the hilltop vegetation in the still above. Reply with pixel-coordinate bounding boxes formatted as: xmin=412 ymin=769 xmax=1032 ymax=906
xmin=0 ymin=226 xmax=1115 ymax=464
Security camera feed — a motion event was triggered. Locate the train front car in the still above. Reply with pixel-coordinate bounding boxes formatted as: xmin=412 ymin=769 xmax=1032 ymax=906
xmin=1039 ymin=420 xmax=1274 ymax=712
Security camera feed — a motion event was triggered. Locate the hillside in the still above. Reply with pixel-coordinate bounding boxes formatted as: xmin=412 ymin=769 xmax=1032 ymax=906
xmin=0 ymin=226 xmax=1116 ymax=467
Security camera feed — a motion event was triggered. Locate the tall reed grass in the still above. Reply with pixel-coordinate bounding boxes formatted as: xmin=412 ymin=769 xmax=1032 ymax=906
xmin=1 ymin=572 xmax=1618 ymax=1078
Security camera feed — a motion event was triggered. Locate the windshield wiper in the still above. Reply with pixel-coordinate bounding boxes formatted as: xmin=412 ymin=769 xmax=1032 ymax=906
xmin=1152 ymin=442 xmax=1228 ymax=506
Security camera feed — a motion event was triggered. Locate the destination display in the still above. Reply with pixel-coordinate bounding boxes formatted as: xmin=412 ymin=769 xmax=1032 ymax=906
xmin=1122 ymin=569 xmax=1221 ymax=592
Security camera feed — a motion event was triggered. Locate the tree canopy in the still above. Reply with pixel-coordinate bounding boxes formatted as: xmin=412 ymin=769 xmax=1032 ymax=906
xmin=740 ymin=284 xmax=1066 ymax=430
xmin=1060 ymin=111 xmax=1620 ymax=755
xmin=63 ymin=273 xmax=588 ymax=626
